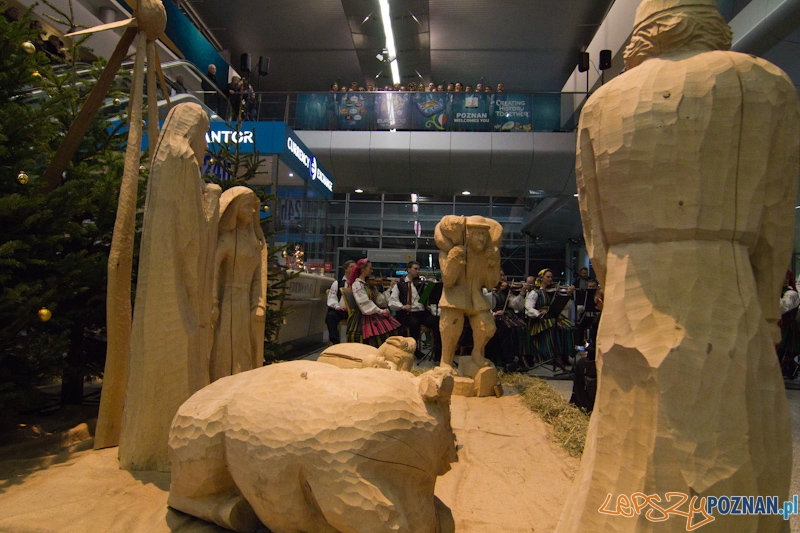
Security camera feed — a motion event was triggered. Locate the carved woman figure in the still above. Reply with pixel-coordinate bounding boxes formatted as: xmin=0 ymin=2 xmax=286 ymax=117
xmin=210 ymin=186 xmax=268 ymax=382
xmin=119 ymin=103 xmax=221 ymax=472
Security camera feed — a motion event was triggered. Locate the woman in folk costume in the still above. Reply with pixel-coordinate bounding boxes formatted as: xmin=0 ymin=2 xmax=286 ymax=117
xmin=525 ymin=268 xmax=574 ymax=367
xmin=346 ymin=259 xmax=402 ymax=347
xmin=778 ymin=270 xmax=800 ymax=378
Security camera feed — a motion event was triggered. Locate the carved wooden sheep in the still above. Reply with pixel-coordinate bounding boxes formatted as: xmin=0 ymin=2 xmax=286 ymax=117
xmin=168 ymin=360 xmax=456 ymax=533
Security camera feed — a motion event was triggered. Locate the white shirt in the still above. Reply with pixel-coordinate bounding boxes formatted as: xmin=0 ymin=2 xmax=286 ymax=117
xmin=351 ymin=278 xmax=389 ymax=315
xmin=781 ymin=289 xmax=800 ymax=315
xmin=388 ymin=276 xmax=426 ymax=312
xmin=327 ymin=278 xmax=347 ymax=309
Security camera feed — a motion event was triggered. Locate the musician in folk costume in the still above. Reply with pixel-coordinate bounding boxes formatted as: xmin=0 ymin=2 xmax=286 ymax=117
xmin=325 ymin=260 xmax=355 ymax=344
xmin=778 ymin=270 xmax=800 ymax=378
xmin=525 ymin=268 xmax=575 ymax=367
xmin=346 ymin=259 xmax=402 ymax=347
xmin=388 ymin=260 xmax=442 ymax=361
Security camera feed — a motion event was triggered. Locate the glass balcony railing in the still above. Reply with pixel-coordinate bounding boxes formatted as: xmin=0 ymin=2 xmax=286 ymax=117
xmin=205 ymin=90 xmax=589 ymax=133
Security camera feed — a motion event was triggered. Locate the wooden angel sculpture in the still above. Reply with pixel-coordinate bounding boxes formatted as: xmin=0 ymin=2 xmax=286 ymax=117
xmin=434 ymin=215 xmax=502 ymax=369
xmin=557 ymin=0 xmax=799 ymax=530
xmin=210 ymin=186 xmax=268 ymax=382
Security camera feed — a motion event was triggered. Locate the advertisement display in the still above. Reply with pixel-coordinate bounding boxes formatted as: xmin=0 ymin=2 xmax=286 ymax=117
xmin=410 ymin=93 xmax=450 ymax=131
xmin=292 ymin=92 xmax=565 ymax=133
xmin=335 ymin=93 xmax=372 ymax=131
xmin=374 ymin=92 xmax=413 ymax=130
xmin=491 ymin=94 xmax=532 ymax=132
xmin=450 ymin=93 xmax=492 ymax=132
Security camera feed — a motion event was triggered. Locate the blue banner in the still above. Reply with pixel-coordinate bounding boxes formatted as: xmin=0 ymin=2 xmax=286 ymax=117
xmin=491 ymin=94 xmax=532 ymax=132
xmin=531 ymin=93 xmax=562 ymax=132
xmin=295 ymin=93 xmax=337 ymax=130
xmin=335 ymin=93 xmax=372 ymax=130
xmin=411 ymin=93 xmax=450 ymax=131
xmin=374 ymin=93 xmax=412 ymax=130
xmin=450 ymin=93 xmax=491 ymax=132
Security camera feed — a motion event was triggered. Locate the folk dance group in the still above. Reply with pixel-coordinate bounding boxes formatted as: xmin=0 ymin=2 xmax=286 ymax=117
xmin=326 ymin=260 xmax=585 ymax=371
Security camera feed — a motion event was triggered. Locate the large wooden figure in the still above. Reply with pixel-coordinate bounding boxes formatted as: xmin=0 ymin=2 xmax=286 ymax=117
xmin=558 ymin=1 xmax=799 ymax=531
xmin=118 ymin=103 xmax=221 ymax=472
xmin=434 ymin=215 xmax=502 ymax=369
xmin=210 ymin=186 xmax=268 ymax=382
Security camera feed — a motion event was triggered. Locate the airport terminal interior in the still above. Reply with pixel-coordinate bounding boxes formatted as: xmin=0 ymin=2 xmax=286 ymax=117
xmin=4 ymin=0 xmax=800 ymax=531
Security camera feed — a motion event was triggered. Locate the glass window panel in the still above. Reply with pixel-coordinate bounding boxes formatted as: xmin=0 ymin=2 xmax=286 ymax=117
xmin=348 ymin=202 xmax=382 ymax=218
xmin=419 ymin=194 xmax=454 ymax=203
xmin=382 ymin=219 xmax=416 ymax=237
xmin=416 ymin=250 xmax=441 ymax=271
xmin=328 ymin=200 xmax=346 ymax=215
xmin=351 ymin=193 xmax=382 ymax=202
xmin=418 ymin=203 xmax=455 ymax=220
xmin=491 ymin=205 xmax=527 ymax=222
xmin=382 ymin=237 xmax=417 ymax=249
xmin=455 ymin=204 xmax=490 ymax=217
xmin=348 ymin=235 xmax=381 ymax=248
xmin=455 ymin=195 xmax=490 ymax=205
xmin=491 ymin=196 xmax=521 ymax=205
xmin=383 ymin=194 xmax=412 ymax=202
xmin=382 ymin=203 xmax=415 ymax=218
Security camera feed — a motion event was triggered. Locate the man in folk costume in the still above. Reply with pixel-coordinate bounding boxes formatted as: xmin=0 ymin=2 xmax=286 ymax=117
xmin=389 ymin=261 xmax=442 ymax=361
xmin=325 ymin=260 xmax=354 ymax=344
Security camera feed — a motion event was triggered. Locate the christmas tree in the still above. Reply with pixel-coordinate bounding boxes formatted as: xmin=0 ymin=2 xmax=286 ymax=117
xmin=0 ymin=3 xmax=132 ymax=412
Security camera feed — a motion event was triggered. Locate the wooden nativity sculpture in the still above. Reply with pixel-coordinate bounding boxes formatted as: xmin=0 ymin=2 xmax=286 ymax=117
xmin=168 ymin=361 xmax=457 ymax=533
xmin=118 ymin=103 xmax=221 ymax=472
xmin=210 ymin=186 xmax=268 ymax=383
xmin=57 ymin=0 xmax=177 ymax=451
xmin=434 ymin=215 xmax=502 ymax=370
xmin=557 ymin=0 xmax=799 ymax=531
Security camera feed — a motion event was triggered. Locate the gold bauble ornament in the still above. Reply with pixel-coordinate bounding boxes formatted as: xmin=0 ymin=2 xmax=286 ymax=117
xmin=207 ymin=157 xmax=216 ymax=165
xmin=113 ymin=98 xmax=121 ymax=106
xmin=32 ymin=70 xmax=41 ymax=78
xmin=21 ymin=41 xmax=35 ymax=54
xmin=17 ymin=171 xmax=29 ymax=184
xmin=141 ymin=120 xmax=146 ymax=128
xmin=139 ymin=165 xmax=146 ymax=174
xmin=38 ymin=308 xmax=52 ymax=322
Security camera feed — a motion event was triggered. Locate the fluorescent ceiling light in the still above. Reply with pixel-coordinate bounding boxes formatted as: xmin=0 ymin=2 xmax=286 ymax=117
xmin=573 ymin=193 xmax=579 ymax=197
xmin=288 ymin=172 xmax=293 ymax=177
xmin=355 ymin=188 xmax=364 ymax=193
xmin=462 ymin=190 xmax=471 ymax=195
xmin=378 ymin=0 xmax=400 ymax=85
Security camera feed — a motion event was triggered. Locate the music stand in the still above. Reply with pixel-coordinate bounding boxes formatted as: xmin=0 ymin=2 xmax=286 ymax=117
xmin=542 ymin=292 xmax=571 ymax=320
xmin=574 ymin=289 xmax=598 ymax=328
xmin=533 ymin=292 xmax=574 ymax=378
xmin=418 ymin=281 xmax=443 ymax=306
xmin=417 ymin=281 xmax=443 ymax=364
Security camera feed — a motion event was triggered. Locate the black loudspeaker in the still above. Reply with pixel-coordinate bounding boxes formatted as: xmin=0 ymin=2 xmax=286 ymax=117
xmin=240 ymin=53 xmax=251 ymax=73
xmin=258 ymin=56 xmax=270 ymax=76
xmin=599 ymin=49 xmax=612 ymax=70
xmin=578 ymin=52 xmax=590 ymax=73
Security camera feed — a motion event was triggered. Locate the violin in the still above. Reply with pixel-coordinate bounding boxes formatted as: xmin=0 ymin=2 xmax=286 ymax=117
xmin=365 ymin=276 xmax=397 ymax=289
